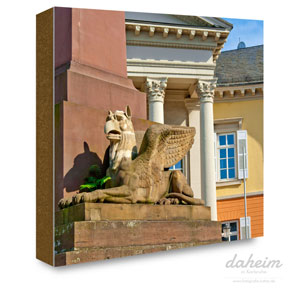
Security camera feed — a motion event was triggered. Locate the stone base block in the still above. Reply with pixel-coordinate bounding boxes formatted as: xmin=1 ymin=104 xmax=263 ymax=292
xmin=55 ymin=203 xmax=211 ymax=226
xmin=55 ymin=241 xmax=220 ymax=266
xmin=55 ymin=203 xmax=221 ymax=266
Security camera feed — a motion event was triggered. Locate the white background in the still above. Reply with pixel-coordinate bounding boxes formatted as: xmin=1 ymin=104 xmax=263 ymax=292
xmin=0 ymin=0 xmax=299 ymax=298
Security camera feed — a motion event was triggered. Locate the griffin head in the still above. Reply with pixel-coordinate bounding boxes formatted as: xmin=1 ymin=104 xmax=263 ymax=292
xmin=104 ymin=105 xmax=134 ymax=141
xmin=104 ymin=106 xmax=137 ymax=172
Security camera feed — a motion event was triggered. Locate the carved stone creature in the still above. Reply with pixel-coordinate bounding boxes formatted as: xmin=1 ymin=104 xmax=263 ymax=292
xmin=58 ymin=110 xmax=204 ymax=209
xmin=104 ymin=106 xmax=137 ymax=187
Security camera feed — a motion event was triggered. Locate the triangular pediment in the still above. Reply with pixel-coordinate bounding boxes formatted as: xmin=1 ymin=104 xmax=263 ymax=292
xmin=174 ymin=15 xmax=215 ymax=27
xmin=125 ymin=11 xmax=232 ymax=30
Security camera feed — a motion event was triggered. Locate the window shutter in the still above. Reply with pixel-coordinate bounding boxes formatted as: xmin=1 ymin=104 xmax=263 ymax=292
xmin=237 ymin=130 xmax=248 ymax=179
xmin=240 ymin=217 xmax=251 ymax=239
xmin=214 ymin=133 xmax=217 ymax=181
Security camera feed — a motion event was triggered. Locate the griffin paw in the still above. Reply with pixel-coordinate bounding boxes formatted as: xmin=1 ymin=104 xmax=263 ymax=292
xmin=58 ymin=197 xmax=73 ymax=209
xmin=156 ymin=198 xmax=171 ymax=205
xmin=169 ymin=198 xmax=180 ymax=205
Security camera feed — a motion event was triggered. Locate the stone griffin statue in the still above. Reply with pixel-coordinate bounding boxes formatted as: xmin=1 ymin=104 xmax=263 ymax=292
xmin=58 ymin=106 xmax=204 ymax=209
xmin=104 ymin=106 xmax=138 ymax=188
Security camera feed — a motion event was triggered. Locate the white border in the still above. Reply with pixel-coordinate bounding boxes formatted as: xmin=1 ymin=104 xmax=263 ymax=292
xmin=1 ymin=0 xmax=298 ymax=298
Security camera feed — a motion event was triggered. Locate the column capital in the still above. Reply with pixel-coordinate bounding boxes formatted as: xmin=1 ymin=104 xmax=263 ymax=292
xmin=146 ymin=77 xmax=168 ymax=103
xmin=196 ymin=79 xmax=217 ymax=104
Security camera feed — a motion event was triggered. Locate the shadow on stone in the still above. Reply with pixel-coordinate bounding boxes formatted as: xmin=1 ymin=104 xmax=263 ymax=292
xmin=64 ymin=141 xmax=109 ymax=193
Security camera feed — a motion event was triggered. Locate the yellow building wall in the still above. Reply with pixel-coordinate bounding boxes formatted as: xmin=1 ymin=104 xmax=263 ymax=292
xmin=213 ymin=99 xmax=263 ymax=198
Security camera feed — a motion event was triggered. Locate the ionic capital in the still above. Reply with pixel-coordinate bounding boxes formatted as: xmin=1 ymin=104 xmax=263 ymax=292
xmin=146 ymin=78 xmax=168 ymax=103
xmin=196 ymin=79 xmax=217 ymax=104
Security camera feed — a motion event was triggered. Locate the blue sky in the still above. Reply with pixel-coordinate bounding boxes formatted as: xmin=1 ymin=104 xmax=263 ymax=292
xmin=221 ymin=18 xmax=264 ymax=51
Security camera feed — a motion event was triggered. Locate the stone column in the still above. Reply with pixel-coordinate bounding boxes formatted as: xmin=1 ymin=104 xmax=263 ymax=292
xmin=146 ymin=78 xmax=167 ymax=123
xmin=185 ymin=99 xmax=201 ymax=199
xmin=196 ymin=79 xmax=217 ymax=221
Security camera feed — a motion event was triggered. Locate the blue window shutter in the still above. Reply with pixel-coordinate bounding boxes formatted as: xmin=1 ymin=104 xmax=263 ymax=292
xmin=237 ymin=130 xmax=248 ymax=179
xmin=214 ymin=133 xmax=217 ymax=181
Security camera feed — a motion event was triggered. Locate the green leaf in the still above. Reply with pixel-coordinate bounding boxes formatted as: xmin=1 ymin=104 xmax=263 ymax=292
xmin=79 ymin=183 xmax=97 ymax=192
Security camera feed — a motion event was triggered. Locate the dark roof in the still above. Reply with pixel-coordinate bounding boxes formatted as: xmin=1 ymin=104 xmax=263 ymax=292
xmin=215 ymin=45 xmax=263 ymax=86
xmin=125 ymin=13 xmax=232 ymax=30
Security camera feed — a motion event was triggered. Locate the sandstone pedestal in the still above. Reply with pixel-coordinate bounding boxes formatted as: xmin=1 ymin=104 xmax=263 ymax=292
xmin=55 ymin=203 xmax=221 ymax=266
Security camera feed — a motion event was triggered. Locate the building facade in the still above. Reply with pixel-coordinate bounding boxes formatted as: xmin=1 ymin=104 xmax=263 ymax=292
xmin=214 ymin=45 xmax=263 ymax=240
xmin=125 ymin=12 xmax=233 ymax=221
xmin=125 ymin=12 xmax=263 ymax=239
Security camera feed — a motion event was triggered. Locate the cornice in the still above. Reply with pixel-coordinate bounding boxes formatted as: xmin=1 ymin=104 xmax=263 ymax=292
xmin=214 ymin=83 xmax=263 ymax=102
xmin=126 ymin=21 xmax=230 ymax=62
xmin=217 ymin=80 xmax=263 ymax=88
xmin=217 ymin=191 xmax=264 ymax=201
xmin=126 ymin=22 xmax=230 ymax=34
xmin=214 ymin=117 xmax=243 ymax=129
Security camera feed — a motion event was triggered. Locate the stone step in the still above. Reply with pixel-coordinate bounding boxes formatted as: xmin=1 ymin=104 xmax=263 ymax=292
xmin=55 ymin=240 xmax=221 ymax=266
xmin=55 ymin=203 xmax=211 ymax=226
xmin=55 ymin=219 xmax=221 ymax=254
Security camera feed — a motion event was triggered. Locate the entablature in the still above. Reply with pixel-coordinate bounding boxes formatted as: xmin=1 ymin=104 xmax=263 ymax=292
xmin=127 ymin=59 xmax=216 ymax=79
xmin=126 ymin=21 xmax=230 ymax=62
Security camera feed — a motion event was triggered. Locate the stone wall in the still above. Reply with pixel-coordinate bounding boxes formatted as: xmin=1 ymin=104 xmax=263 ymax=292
xmin=54 ymin=8 xmax=149 ymax=209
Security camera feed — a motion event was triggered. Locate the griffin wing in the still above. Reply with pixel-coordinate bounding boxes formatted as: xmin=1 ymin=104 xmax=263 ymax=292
xmin=133 ymin=124 xmax=195 ymax=188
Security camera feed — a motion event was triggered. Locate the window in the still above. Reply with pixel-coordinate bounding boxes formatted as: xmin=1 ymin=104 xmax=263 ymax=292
xmin=222 ymin=221 xmax=239 ymax=242
xmin=214 ymin=118 xmax=248 ymax=183
xmin=216 ymin=133 xmax=237 ymax=181
xmin=169 ymin=160 xmax=183 ymax=172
